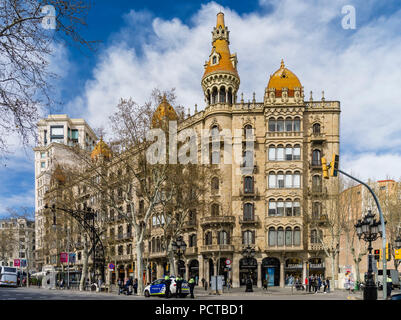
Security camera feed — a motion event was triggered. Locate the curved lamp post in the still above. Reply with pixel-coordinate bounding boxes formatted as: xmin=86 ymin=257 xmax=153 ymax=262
xmin=355 ymin=210 xmax=385 ymax=300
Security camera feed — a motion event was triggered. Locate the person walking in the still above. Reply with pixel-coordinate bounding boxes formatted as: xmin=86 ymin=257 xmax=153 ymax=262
xmin=164 ymin=275 xmax=171 ymax=298
xmin=188 ymin=276 xmax=195 ymax=299
xmin=133 ymin=278 xmax=138 ymax=295
xmin=317 ymin=276 xmax=322 ymax=292
xmin=201 ymin=278 xmax=205 ymax=289
xmin=205 ymin=280 xmax=208 ymax=291
xmin=117 ymin=278 xmax=123 ymax=295
xmin=326 ymin=278 xmax=330 ymax=293
xmin=386 ymin=275 xmax=393 ymax=300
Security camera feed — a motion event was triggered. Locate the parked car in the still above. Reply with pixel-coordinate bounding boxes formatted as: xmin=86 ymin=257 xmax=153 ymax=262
xmin=143 ymin=276 xmax=189 ymax=298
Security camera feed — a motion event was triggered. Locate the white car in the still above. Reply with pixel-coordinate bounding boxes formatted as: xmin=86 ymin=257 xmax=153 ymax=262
xmin=143 ymin=277 xmax=189 ymax=298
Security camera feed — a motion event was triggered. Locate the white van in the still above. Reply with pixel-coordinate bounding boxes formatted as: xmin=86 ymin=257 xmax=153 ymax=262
xmin=0 ymin=267 xmax=18 ymax=287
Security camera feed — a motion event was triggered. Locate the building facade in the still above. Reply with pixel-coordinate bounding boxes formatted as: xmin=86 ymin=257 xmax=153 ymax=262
xmin=0 ymin=218 xmax=35 ymax=271
xmin=33 ymin=114 xmax=97 ymax=271
xmin=38 ymin=12 xmax=341 ymax=288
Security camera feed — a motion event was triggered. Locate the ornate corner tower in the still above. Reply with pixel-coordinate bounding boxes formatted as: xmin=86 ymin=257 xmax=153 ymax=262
xmin=201 ymin=12 xmax=240 ymax=106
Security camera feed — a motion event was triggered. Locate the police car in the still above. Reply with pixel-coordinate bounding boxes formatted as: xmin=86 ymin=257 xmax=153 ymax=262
xmin=143 ymin=276 xmax=189 ymax=298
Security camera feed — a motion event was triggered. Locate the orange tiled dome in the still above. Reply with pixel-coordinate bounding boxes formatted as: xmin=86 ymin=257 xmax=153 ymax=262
xmin=152 ymin=95 xmax=178 ymax=128
xmin=267 ymin=60 xmax=302 ymax=97
xmin=91 ymin=137 xmax=112 ymax=160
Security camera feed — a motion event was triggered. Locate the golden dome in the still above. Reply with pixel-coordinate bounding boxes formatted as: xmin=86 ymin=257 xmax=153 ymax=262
xmin=267 ymin=60 xmax=302 ymax=97
xmin=152 ymin=95 xmax=178 ymax=128
xmin=202 ymin=12 xmax=238 ymax=79
xmin=91 ymin=137 xmax=112 ymax=160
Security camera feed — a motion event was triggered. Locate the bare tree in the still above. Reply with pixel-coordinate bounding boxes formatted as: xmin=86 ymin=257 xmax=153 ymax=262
xmin=0 ymin=0 xmax=96 ymax=158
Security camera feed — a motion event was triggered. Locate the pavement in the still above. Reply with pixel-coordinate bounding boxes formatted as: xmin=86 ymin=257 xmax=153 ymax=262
xmin=2 ymin=285 xmax=393 ymax=300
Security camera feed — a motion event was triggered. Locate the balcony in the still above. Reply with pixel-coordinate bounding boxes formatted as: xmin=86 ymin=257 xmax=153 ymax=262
xmin=200 ymin=215 xmax=235 ymax=227
xmin=309 ymin=243 xmax=324 ymax=251
xmin=200 ymin=244 xmax=234 ymax=253
xmin=310 ymin=133 xmax=326 ymax=143
xmin=239 ymin=187 xmax=259 ymax=199
xmin=149 ymin=251 xmax=167 ymax=259
xmin=308 ymin=186 xmax=328 ymax=198
xmin=239 ymin=215 xmax=260 ymax=227
xmin=183 ymin=220 xmax=197 ymax=230
xmin=111 ymin=254 xmax=133 ymax=261
xmin=185 ymin=247 xmax=198 ymax=255
xmin=310 ymin=160 xmax=322 ymax=170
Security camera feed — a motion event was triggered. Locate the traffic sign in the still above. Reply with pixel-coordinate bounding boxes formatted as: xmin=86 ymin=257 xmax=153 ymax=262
xmin=225 ymin=259 xmax=232 ymax=266
xmin=108 ymin=263 xmax=115 ymax=271
xmin=14 ymin=259 xmax=20 ymax=267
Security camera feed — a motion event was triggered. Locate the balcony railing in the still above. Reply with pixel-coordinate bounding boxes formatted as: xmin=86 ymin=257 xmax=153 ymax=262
xmin=200 ymin=215 xmax=235 ymax=227
xmin=309 ymin=243 xmax=324 ymax=251
xmin=200 ymin=244 xmax=234 ymax=253
xmin=183 ymin=220 xmax=197 ymax=229
xmin=239 ymin=215 xmax=260 ymax=225
xmin=310 ymin=160 xmax=322 ymax=168
xmin=239 ymin=187 xmax=259 ymax=198
xmin=185 ymin=247 xmax=198 ymax=255
xmin=310 ymin=133 xmax=326 ymax=143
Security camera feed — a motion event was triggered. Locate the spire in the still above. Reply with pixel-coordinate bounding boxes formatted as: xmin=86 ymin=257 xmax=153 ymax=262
xmin=280 ymin=59 xmax=285 ymax=69
xmin=216 ymin=12 xmax=225 ymax=28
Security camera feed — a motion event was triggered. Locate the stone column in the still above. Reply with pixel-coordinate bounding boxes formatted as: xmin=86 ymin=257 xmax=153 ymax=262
xmin=226 ymin=90 xmax=228 ymax=104
xmin=303 ymin=260 xmax=307 ymax=284
xmin=124 ymin=266 xmax=128 ymax=280
xmin=280 ymin=259 xmax=285 ymax=288
xmin=232 ymin=253 xmax=241 ymax=288
xmin=157 ymin=261 xmax=163 ymax=279
xmin=198 ymin=255 xmax=204 ymax=286
xmin=185 ymin=260 xmax=189 ymax=280
xmin=257 ymin=260 xmax=262 ymax=288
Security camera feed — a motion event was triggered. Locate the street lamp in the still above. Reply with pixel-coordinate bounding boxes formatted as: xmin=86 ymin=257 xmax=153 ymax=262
xmin=354 ymin=210 xmax=385 ymax=300
xmin=242 ymin=245 xmax=256 ymax=292
xmin=395 ymin=236 xmax=401 ymax=250
xmin=171 ymin=236 xmax=187 ymax=276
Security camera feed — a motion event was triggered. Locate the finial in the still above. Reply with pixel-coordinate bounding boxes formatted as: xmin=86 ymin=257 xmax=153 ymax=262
xmin=162 ymin=94 xmax=167 ymax=103
xmin=310 ymin=91 xmax=313 ymax=101
xmin=241 ymin=92 xmax=244 ymax=103
xmin=321 ymin=90 xmax=325 ymax=102
xmin=195 ymin=104 xmax=198 ymax=113
xmin=280 ymin=59 xmax=285 ymax=69
xmin=216 ymin=11 xmax=225 ymax=28
xmin=252 ymin=92 xmax=256 ymax=103
xmin=188 ymin=108 xmax=191 ymax=117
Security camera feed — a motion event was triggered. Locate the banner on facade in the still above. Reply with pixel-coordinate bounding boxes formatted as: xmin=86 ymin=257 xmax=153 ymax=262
xmin=20 ymin=259 xmax=27 ymax=267
xmin=69 ymin=253 xmax=76 ymax=264
xmin=60 ymin=252 xmax=68 ymax=263
xmin=14 ymin=259 xmax=20 ymax=267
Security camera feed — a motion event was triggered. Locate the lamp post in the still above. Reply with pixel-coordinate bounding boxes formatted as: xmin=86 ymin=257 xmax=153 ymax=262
xmin=242 ymin=245 xmax=256 ymax=292
xmin=171 ymin=236 xmax=187 ymax=277
xmin=355 ymin=210 xmax=385 ymax=300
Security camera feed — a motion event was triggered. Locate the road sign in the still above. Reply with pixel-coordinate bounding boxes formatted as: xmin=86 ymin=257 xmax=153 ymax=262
xmin=225 ymin=259 xmax=232 ymax=266
xmin=14 ymin=259 xmax=20 ymax=267
xmin=60 ymin=252 xmax=68 ymax=263
xmin=108 ymin=263 xmax=115 ymax=271
xmin=395 ymin=249 xmax=401 ymax=260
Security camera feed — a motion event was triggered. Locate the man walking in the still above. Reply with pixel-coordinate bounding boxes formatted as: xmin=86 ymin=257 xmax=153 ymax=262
xmin=386 ymin=275 xmax=393 ymax=300
xmin=176 ymin=275 xmax=183 ymax=298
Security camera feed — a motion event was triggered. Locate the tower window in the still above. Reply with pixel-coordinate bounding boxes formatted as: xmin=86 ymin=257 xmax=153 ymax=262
xmin=212 ymin=56 xmax=217 ymax=64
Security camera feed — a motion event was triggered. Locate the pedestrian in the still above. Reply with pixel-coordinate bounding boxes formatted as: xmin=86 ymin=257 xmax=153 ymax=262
xmin=117 ymin=278 xmax=123 ymax=295
xmin=308 ymin=276 xmax=312 ymax=292
xmin=205 ymin=280 xmax=208 ymax=291
xmin=133 ymin=278 xmax=138 ymax=295
xmin=227 ymin=278 xmax=231 ymax=291
xmin=124 ymin=277 xmax=133 ymax=295
xmin=201 ymin=277 xmax=205 ymax=288
xmin=188 ymin=276 xmax=195 ymax=299
xmin=176 ymin=275 xmax=183 ymax=298
xmin=164 ymin=275 xmax=171 ymax=298
xmin=314 ymin=277 xmax=318 ymax=293
xmin=263 ymin=278 xmax=268 ymax=290
xmin=305 ymin=277 xmax=308 ymax=291
xmin=326 ymin=278 xmax=330 ymax=293
xmin=317 ymin=276 xmax=322 ymax=292
xmin=323 ymin=277 xmax=327 ymax=293
xmin=386 ymin=275 xmax=393 ymax=300
xmin=60 ymin=278 xmax=64 ymax=290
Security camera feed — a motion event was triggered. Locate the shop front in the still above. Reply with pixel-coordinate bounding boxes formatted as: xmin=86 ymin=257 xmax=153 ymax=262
xmin=239 ymin=258 xmax=257 ymax=286
xmin=309 ymin=258 xmax=325 ymax=277
xmin=261 ymin=257 xmax=280 ymax=286
xmin=188 ymin=260 xmax=199 ymax=284
xmin=284 ymin=258 xmax=303 ymax=285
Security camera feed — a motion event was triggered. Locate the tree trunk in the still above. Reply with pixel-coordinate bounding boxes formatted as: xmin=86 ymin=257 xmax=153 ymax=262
xmin=79 ymin=239 xmax=89 ymax=291
xmin=331 ymin=255 xmax=336 ymax=291
xmin=355 ymin=259 xmax=361 ymax=284
xmin=135 ymin=241 xmax=144 ymax=295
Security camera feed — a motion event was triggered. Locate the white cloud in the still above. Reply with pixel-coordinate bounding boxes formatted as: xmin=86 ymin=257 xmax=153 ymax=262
xmin=62 ymin=0 xmax=401 ymax=179
xmin=0 ymin=190 xmax=35 ymax=217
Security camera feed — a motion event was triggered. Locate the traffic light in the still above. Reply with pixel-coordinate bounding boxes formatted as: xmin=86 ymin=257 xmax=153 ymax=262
xmin=321 ymin=157 xmax=329 ymax=179
xmin=374 ymin=249 xmax=380 ymax=260
xmin=330 ymin=154 xmax=339 ymax=177
xmin=386 ymin=243 xmax=391 ymax=261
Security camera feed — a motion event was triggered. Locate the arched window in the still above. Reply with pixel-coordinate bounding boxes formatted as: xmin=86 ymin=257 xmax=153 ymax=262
xmin=268 ymin=172 xmax=276 ymax=188
xmin=311 ymin=229 xmax=318 ymax=244
xmin=207 ymin=90 xmax=211 ymax=105
xmin=243 ymin=203 xmax=254 ymax=221
xmin=268 ymin=200 xmax=276 ymax=216
xmin=285 ymin=227 xmax=292 ymax=246
xmin=212 ymin=87 xmax=218 ymax=104
xmin=268 ymin=227 xmax=277 ymax=246
xmin=293 ymin=144 xmax=301 ymax=160
xmin=243 ymin=230 xmax=255 ymax=245
xmin=219 ymin=87 xmax=226 ymax=103
xmin=228 ymin=87 xmax=233 ymax=104
xmin=293 ymin=171 xmax=301 ymax=188
xmin=189 ymin=234 xmax=197 ymax=247
xmin=312 ymin=175 xmax=322 ymax=193
xmin=285 ymin=117 xmax=293 ymax=132
xmin=277 ymin=145 xmax=284 ymax=161
xmin=244 ymin=124 xmax=253 ymax=137
xmin=294 ymin=117 xmax=301 ymax=132
xmin=211 ymin=177 xmax=219 ymax=191
xmin=268 ymin=145 xmax=276 ymax=161
xmin=277 ymin=200 xmax=284 ymax=216
xmin=313 ymin=123 xmax=321 ymax=134
xmin=312 ymin=202 xmax=322 ymax=219
xmin=277 ymin=171 xmax=285 ymax=188
xmin=205 ymin=231 xmax=213 ymax=245
xmin=212 ymin=56 xmax=217 ymax=64
xmin=244 ymin=176 xmax=254 ymax=194
xmin=151 ymin=238 xmax=155 ymax=253
xmin=312 ymin=149 xmax=321 ymax=166
xmin=277 ymin=118 xmax=284 ymax=132
xmin=285 ymin=171 xmax=292 ymax=188
xmin=268 ymin=118 xmax=276 ymax=132
xmin=293 ymin=200 xmax=301 ymax=216
xmin=285 ymin=144 xmax=293 ymax=160
xmin=294 ymin=227 xmax=301 ymax=246
xmin=285 ymin=200 xmax=293 ymax=216
xmin=277 ymin=227 xmax=284 ymax=246
xmin=211 ymin=203 xmax=219 ymax=216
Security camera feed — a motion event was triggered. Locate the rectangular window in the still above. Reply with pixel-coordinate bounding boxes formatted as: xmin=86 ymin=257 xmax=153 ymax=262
xmin=40 ymin=162 xmax=45 ymax=169
xmin=277 ymin=202 xmax=284 ymax=216
xmin=285 ymin=230 xmax=292 ymax=246
xmin=293 ymin=202 xmax=301 ymax=216
xmin=293 ymin=147 xmax=301 ymax=160
xmin=293 ymin=174 xmax=301 ymax=188
xmin=40 ymin=152 xmax=46 ymax=159
xmin=268 ymin=120 xmax=276 ymax=132
xmin=285 ymin=148 xmax=292 ymax=160
xmin=50 ymin=126 xmax=64 ymax=136
xmin=277 ymin=148 xmax=284 ymax=161
xmin=285 ymin=119 xmax=293 ymax=132
xmin=44 ymin=130 xmax=47 ymax=145
xmin=268 ymin=174 xmax=276 ymax=188
xmin=294 ymin=119 xmax=300 ymax=132
xmin=277 ymin=120 xmax=284 ymax=132
xmin=71 ymin=129 xmax=79 ymax=140
xmin=285 ymin=202 xmax=292 ymax=216
xmin=285 ymin=174 xmax=292 ymax=188
xmin=277 ymin=174 xmax=284 ymax=188
xmin=277 ymin=229 xmax=284 ymax=246
xmin=268 ymin=202 xmax=276 ymax=216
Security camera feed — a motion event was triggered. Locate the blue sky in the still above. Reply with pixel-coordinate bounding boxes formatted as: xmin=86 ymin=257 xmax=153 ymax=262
xmin=1 ymin=0 xmax=401 ymax=217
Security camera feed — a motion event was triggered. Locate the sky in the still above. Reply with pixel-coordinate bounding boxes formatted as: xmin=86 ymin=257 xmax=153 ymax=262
xmin=1 ymin=0 xmax=401 ymax=217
